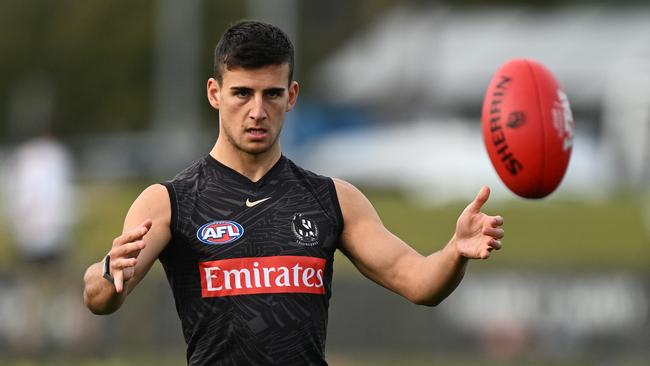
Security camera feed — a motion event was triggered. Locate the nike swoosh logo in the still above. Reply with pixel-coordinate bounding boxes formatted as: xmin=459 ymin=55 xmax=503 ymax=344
xmin=245 ymin=197 xmax=272 ymax=208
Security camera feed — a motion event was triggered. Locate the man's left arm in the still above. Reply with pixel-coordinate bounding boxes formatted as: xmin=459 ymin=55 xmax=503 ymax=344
xmin=334 ymin=179 xmax=504 ymax=306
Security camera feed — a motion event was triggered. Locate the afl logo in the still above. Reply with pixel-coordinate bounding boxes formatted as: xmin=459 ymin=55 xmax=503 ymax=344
xmin=197 ymin=220 xmax=244 ymax=245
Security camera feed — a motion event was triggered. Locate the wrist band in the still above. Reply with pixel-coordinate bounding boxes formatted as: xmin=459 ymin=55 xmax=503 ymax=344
xmin=103 ymin=254 xmax=114 ymax=284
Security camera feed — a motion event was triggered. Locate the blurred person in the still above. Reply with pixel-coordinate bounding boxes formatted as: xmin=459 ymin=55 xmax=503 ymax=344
xmin=3 ymin=135 xmax=75 ymax=264
xmin=641 ymin=184 xmax=650 ymax=240
xmin=82 ymin=20 xmax=505 ymax=365
xmin=1 ymin=133 xmax=74 ymax=351
xmin=2 ymin=75 xmax=76 ymax=265
xmin=0 ymin=75 xmax=94 ymax=353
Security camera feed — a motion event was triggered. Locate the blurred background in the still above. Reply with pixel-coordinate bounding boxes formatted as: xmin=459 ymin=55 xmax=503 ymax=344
xmin=0 ymin=0 xmax=648 ymax=365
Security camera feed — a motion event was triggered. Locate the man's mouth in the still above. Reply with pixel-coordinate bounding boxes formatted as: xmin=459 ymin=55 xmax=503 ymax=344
xmin=246 ymin=128 xmax=268 ymax=139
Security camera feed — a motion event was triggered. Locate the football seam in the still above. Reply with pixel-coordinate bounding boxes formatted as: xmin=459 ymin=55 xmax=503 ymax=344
xmin=526 ymin=59 xmax=546 ymax=198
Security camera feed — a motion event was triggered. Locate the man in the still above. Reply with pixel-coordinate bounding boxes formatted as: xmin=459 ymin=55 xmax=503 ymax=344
xmin=83 ymin=20 xmax=504 ymax=365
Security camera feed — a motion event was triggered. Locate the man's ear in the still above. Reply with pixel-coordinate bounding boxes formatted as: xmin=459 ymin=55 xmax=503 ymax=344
xmin=286 ymin=81 xmax=299 ymax=112
xmin=207 ymin=78 xmax=220 ymax=109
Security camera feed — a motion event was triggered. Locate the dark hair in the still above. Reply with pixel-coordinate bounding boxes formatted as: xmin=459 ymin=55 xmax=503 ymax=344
xmin=214 ymin=20 xmax=294 ymax=85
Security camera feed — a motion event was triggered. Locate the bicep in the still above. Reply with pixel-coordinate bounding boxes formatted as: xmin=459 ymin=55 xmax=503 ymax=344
xmin=123 ymin=184 xmax=172 ymax=292
xmin=335 ymin=179 xmax=423 ymax=295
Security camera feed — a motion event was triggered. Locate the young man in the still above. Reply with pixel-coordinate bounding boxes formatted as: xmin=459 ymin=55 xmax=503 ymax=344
xmin=83 ymin=20 xmax=504 ymax=365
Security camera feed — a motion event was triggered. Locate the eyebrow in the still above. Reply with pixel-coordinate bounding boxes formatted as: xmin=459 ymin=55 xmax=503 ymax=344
xmin=230 ymin=86 xmax=286 ymax=94
xmin=264 ymin=87 xmax=286 ymax=94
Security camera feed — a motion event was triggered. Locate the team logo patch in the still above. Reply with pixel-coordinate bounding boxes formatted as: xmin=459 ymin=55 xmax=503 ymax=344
xmin=291 ymin=213 xmax=319 ymax=246
xmin=197 ymin=220 xmax=244 ymax=245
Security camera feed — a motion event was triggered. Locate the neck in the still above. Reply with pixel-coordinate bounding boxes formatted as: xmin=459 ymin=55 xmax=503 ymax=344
xmin=209 ymin=139 xmax=281 ymax=182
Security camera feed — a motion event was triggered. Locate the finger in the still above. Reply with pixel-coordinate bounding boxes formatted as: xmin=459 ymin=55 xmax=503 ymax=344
xmin=482 ymin=227 xmax=504 ymax=240
xmin=113 ymin=230 xmax=143 ymax=248
xmin=491 ymin=216 xmax=504 ymax=227
xmin=111 ymin=257 xmax=138 ymax=269
xmin=488 ymin=239 xmax=502 ymax=250
xmin=468 ymin=186 xmax=490 ymax=213
xmin=141 ymin=218 xmax=153 ymax=230
xmin=113 ymin=220 xmax=152 ymax=247
xmin=113 ymin=270 xmax=124 ymax=293
xmin=112 ymin=240 xmax=146 ymax=259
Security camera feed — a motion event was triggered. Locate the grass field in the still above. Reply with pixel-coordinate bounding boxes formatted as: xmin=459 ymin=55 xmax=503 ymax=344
xmin=2 ymin=353 xmax=649 ymax=366
xmin=1 ymin=180 xmax=644 ymax=271
xmin=362 ymin=188 xmax=649 ymax=272
xmin=0 ymin=181 xmax=647 ymax=365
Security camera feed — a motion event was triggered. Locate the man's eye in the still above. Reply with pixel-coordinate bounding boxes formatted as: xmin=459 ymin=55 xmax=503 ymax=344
xmin=266 ymin=90 xmax=283 ymax=99
xmin=234 ymin=90 xmax=251 ymax=97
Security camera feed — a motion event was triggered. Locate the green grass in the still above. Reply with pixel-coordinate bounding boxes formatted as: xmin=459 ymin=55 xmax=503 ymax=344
xmin=0 ymin=182 xmax=647 ymax=365
xmin=1 ymin=181 xmax=646 ymax=273
xmin=2 ymin=353 xmax=648 ymax=366
xmin=328 ymin=352 xmax=650 ymax=366
xmin=73 ymin=181 xmax=150 ymax=261
xmin=0 ymin=356 xmax=185 ymax=366
xmin=357 ymin=188 xmax=649 ymax=272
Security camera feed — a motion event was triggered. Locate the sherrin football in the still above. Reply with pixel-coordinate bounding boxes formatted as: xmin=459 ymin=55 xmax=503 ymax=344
xmin=481 ymin=59 xmax=575 ymax=199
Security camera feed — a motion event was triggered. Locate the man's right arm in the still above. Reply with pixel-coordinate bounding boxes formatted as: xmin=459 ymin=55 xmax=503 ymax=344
xmin=83 ymin=184 xmax=171 ymax=315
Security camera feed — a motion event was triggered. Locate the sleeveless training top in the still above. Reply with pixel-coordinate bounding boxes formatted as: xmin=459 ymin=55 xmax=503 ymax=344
xmin=160 ymin=155 xmax=343 ymax=365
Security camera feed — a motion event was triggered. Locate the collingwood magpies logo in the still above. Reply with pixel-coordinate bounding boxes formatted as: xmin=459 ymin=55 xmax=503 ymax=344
xmin=291 ymin=213 xmax=319 ymax=246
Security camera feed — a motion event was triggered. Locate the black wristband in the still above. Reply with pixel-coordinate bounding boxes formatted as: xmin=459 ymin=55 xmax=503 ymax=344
xmin=103 ymin=255 xmax=114 ymax=284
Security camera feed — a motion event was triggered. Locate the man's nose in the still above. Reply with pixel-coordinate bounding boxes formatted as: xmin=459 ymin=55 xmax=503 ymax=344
xmin=248 ymin=96 xmax=267 ymax=121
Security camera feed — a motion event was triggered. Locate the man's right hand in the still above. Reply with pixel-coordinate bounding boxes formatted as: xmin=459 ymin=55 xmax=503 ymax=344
xmin=84 ymin=184 xmax=171 ymax=315
xmin=108 ymin=219 xmax=152 ymax=293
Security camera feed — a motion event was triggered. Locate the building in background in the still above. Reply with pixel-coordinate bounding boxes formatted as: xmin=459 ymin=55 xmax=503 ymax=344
xmin=306 ymin=5 xmax=650 ymax=201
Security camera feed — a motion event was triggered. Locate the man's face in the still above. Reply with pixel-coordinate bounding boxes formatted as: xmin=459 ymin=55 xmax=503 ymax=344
xmin=207 ymin=63 xmax=298 ymax=156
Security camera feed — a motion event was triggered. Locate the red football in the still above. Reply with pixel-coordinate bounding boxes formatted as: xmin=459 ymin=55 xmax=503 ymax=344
xmin=481 ymin=59 xmax=575 ymax=199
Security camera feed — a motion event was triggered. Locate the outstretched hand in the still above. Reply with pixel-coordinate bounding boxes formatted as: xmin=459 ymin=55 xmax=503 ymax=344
xmin=453 ymin=186 xmax=504 ymax=259
xmin=108 ymin=219 xmax=152 ymax=293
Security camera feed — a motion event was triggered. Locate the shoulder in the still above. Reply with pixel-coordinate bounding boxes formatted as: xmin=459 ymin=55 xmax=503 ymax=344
xmin=333 ymin=178 xmax=367 ymax=203
xmin=140 ymin=183 xmax=169 ymax=199
xmin=284 ymin=157 xmax=329 ymax=181
xmin=123 ymin=184 xmax=172 ymax=246
xmin=130 ymin=184 xmax=171 ymax=219
xmin=169 ymin=157 xmax=208 ymax=183
xmin=161 ymin=157 xmax=210 ymax=201
xmin=284 ymin=157 xmax=337 ymax=193
xmin=332 ymin=178 xmax=380 ymax=223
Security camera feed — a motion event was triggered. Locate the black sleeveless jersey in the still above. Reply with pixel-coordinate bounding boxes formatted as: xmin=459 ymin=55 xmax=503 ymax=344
xmin=160 ymin=155 xmax=343 ymax=366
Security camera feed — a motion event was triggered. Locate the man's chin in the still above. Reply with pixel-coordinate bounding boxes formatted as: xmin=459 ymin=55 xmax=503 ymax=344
xmin=240 ymin=142 xmax=275 ymax=156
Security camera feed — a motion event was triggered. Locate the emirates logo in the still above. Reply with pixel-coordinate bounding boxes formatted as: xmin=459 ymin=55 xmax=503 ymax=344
xmin=199 ymin=256 xmax=326 ymax=297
